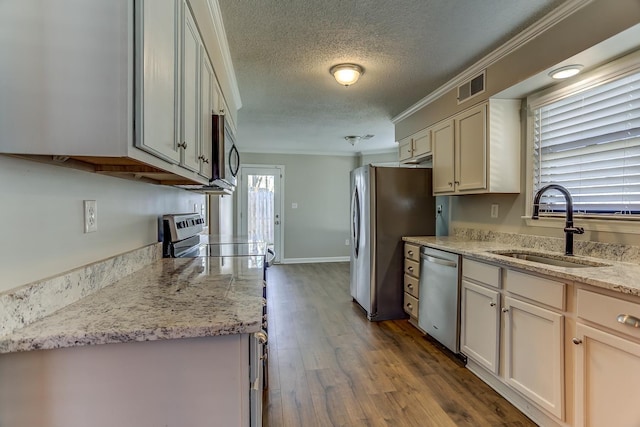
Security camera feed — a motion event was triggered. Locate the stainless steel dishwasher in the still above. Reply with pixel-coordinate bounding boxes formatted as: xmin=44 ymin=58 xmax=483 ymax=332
xmin=418 ymin=246 xmax=461 ymax=354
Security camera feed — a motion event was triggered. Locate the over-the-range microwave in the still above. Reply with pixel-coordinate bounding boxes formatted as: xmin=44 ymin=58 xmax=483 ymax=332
xmin=211 ymin=114 xmax=239 ymax=190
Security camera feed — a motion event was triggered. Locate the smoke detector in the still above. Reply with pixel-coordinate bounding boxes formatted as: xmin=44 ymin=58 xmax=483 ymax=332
xmin=345 ymin=134 xmax=374 ymax=146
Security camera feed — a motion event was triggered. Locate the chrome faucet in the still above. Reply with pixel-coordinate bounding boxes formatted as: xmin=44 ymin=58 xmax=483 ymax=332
xmin=532 ymin=184 xmax=584 ymax=256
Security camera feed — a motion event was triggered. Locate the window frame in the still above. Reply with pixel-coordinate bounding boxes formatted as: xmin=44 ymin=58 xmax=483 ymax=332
xmin=524 ymin=49 xmax=640 ymax=234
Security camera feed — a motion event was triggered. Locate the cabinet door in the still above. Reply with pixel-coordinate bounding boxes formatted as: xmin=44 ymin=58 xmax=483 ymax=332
xmin=432 ymin=119 xmax=455 ymax=194
xmin=460 ymin=280 xmax=500 ymax=374
xmin=504 ymin=296 xmax=564 ymax=420
xmin=181 ymin=4 xmax=201 ymax=172
xmin=412 ymin=128 xmax=431 ymax=158
xmin=398 ymin=137 xmax=413 ymax=161
xmin=199 ymin=47 xmax=214 ymax=178
xmin=455 ymin=103 xmax=487 ymax=192
xmin=574 ymin=323 xmax=640 ymax=427
xmin=137 ymin=0 xmax=180 ymax=164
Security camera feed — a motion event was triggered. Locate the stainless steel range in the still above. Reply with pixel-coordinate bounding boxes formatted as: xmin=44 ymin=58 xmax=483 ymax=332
xmin=162 ymin=213 xmax=270 ymax=399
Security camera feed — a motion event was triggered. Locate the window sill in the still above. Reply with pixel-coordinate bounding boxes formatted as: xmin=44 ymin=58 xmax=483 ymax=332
xmin=523 ymin=215 xmax=640 ymax=235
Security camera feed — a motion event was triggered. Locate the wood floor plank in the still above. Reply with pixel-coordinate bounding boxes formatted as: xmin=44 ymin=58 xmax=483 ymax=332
xmin=264 ymin=263 xmax=536 ymax=427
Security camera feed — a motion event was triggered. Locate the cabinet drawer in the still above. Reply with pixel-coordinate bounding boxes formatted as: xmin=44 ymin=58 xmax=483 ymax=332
xmin=505 ymin=270 xmax=565 ymax=310
xmin=404 ymin=243 xmax=420 ymax=262
xmin=404 ymin=259 xmax=420 ymax=277
xmin=462 ymin=258 xmax=500 ymax=288
xmin=404 ymin=293 xmax=419 ymax=318
xmin=404 ymin=274 xmax=419 ymax=298
xmin=578 ymin=289 xmax=640 ymax=341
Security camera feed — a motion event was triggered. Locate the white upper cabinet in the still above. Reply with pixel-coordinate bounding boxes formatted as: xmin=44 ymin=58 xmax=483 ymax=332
xmin=0 ymin=0 xmax=239 ymax=186
xmin=432 ymin=99 xmax=521 ymax=195
xmin=135 ymin=0 xmax=180 ymax=164
xmin=199 ymin=46 xmax=215 ymax=179
xmin=180 ymin=3 xmax=202 ymax=173
xmin=398 ymin=127 xmax=431 ymax=163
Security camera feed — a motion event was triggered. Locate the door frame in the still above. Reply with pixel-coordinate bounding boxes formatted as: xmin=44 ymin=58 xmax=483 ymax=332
xmin=236 ymin=164 xmax=285 ymax=263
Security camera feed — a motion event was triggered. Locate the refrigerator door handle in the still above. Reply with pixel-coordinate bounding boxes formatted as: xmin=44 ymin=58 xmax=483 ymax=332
xmin=351 ymin=187 xmax=360 ymax=257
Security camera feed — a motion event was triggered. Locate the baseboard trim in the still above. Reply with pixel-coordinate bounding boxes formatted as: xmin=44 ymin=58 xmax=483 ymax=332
xmin=281 ymin=256 xmax=350 ymax=264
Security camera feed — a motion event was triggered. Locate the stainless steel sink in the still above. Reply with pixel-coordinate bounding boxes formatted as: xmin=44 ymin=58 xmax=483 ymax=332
xmin=490 ymin=251 xmax=611 ymax=268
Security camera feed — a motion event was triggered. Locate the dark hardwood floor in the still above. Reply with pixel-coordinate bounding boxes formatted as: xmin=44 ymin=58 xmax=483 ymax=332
xmin=263 ymin=263 xmax=536 ymax=427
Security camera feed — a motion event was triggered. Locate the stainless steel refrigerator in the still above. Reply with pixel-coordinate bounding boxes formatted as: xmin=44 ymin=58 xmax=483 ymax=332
xmin=350 ymin=165 xmax=436 ymax=321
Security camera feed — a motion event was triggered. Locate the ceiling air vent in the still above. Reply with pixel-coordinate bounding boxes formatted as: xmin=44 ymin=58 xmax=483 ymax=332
xmin=457 ymin=71 xmax=485 ymax=104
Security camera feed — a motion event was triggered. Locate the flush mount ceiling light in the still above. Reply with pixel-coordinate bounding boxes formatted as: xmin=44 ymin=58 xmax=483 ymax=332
xmin=345 ymin=134 xmax=373 ymax=146
xmin=330 ymin=63 xmax=364 ymax=86
xmin=549 ymin=64 xmax=584 ymax=80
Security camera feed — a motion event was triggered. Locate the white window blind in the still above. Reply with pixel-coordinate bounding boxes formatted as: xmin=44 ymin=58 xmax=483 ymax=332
xmin=533 ymin=70 xmax=640 ymax=215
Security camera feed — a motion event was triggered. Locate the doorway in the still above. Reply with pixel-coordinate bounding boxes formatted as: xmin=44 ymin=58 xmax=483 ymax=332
xmin=238 ymin=165 xmax=284 ymax=263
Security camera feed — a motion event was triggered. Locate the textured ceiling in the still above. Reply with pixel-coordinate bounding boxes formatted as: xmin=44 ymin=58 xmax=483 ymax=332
xmin=218 ymin=0 xmax=565 ymax=155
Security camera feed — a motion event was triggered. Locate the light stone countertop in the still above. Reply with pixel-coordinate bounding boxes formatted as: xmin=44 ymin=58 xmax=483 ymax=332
xmin=404 ymin=236 xmax=640 ymax=297
xmin=0 ymin=256 xmax=265 ymax=354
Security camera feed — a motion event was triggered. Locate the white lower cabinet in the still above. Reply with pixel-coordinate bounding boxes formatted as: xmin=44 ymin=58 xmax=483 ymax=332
xmin=504 ymin=296 xmax=564 ymax=420
xmin=573 ymin=323 xmax=640 ymax=427
xmin=461 ymin=257 xmax=566 ymax=425
xmin=573 ymin=288 xmax=640 ymax=427
xmin=0 ymin=335 xmax=261 ymax=427
xmin=460 ymin=279 xmax=500 ymax=374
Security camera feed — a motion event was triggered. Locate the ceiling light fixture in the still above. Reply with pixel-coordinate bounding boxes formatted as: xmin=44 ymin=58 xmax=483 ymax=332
xmin=345 ymin=134 xmax=374 ymax=146
xmin=549 ymin=64 xmax=583 ymax=80
xmin=330 ymin=63 xmax=364 ymax=86
xmin=345 ymin=136 xmax=361 ymax=145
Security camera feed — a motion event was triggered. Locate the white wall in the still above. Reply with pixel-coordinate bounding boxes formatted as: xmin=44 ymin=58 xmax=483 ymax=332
xmin=239 ymin=153 xmax=358 ymax=261
xmin=0 ymin=155 xmax=204 ymax=293
xmin=358 ymin=151 xmax=398 ymax=167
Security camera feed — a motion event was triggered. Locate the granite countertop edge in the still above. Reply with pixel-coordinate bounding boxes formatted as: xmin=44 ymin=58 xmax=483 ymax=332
xmin=0 ymin=257 xmax=266 ymax=354
xmin=403 ymin=236 xmax=640 ymax=297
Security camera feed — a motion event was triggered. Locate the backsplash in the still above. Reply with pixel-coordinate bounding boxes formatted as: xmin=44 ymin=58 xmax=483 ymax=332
xmin=454 ymin=228 xmax=640 ymax=263
xmin=0 ymin=243 xmax=162 ymax=337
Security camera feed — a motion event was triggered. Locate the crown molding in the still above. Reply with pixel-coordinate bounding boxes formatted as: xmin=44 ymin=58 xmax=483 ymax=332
xmin=391 ymin=0 xmax=592 ymax=124
xmin=239 ymin=147 xmax=358 ymax=157
xmin=206 ymin=0 xmax=242 ymax=109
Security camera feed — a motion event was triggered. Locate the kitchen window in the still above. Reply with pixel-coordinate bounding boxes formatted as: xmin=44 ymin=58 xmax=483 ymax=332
xmin=525 ymin=49 xmax=640 ymax=232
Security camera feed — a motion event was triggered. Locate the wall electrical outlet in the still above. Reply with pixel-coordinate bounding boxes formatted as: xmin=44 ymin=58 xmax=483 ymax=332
xmin=490 ymin=204 xmax=499 ymax=218
xmin=84 ymin=200 xmax=98 ymax=233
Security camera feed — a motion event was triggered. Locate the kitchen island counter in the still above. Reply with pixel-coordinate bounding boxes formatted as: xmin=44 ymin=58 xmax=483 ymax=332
xmin=404 ymin=235 xmax=640 ymax=296
xmin=0 ymin=256 xmax=265 ymax=354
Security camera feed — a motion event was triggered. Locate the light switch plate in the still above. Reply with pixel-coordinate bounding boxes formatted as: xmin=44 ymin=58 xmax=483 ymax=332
xmin=84 ymin=200 xmax=98 ymax=233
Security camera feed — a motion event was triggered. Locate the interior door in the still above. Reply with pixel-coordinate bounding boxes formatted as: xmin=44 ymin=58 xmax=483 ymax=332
xmin=238 ymin=165 xmax=283 ymax=263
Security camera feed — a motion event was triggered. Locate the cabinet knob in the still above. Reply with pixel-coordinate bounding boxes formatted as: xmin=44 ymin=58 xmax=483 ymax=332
xmin=489 ymin=302 xmax=496 ymax=307
xmin=502 ymin=307 xmax=509 ymax=313
xmin=572 ymin=338 xmax=583 ymax=345
xmin=203 ymin=158 xmax=209 ymax=164
xmin=408 ymin=266 xmax=414 ymax=272
xmin=408 ymin=284 xmax=413 ymax=290
xmin=406 ymin=303 xmax=413 ymax=310
xmin=177 ymin=141 xmax=187 ymax=149
xmin=448 ymin=182 xmax=453 ymax=187
xmin=454 ymin=180 xmax=460 ymax=185
xmin=408 ymin=250 xmax=414 ymax=256
xmin=198 ymin=154 xmax=205 ymax=161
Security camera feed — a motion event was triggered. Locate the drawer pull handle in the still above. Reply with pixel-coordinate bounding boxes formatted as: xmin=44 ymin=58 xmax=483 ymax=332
xmin=502 ymin=308 xmax=509 ymax=313
xmin=489 ymin=302 xmax=496 ymax=307
xmin=617 ymin=314 xmax=640 ymax=328
xmin=572 ymin=338 xmax=583 ymax=345
xmin=408 ymin=250 xmax=414 ymax=256
xmin=408 ymin=266 xmax=414 ymax=272
xmin=406 ymin=303 xmax=413 ymax=310
xmin=407 ymin=284 xmax=413 ymax=290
